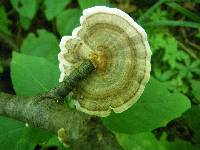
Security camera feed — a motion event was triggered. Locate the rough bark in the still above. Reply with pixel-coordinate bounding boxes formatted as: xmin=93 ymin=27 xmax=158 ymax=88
xmin=0 ymin=59 xmax=122 ymax=150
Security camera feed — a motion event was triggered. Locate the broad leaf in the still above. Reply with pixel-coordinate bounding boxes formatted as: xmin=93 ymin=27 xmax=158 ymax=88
xmin=10 ymin=0 xmax=38 ymax=19
xmin=11 ymin=52 xmax=60 ymax=96
xmin=20 ymin=29 xmax=59 ymax=64
xmin=44 ymin=0 xmax=71 ymax=20
xmin=102 ymin=78 xmax=191 ymax=134
xmin=78 ymin=0 xmax=109 ymax=9
xmin=183 ymin=105 xmax=200 ymax=147
xmin=56 ymin=9 xmax=82 ymax=36
xmin=116 ymin=132 xmax=199 ymax=150
xmin=0 ymin=116 xmax=52 ymax=150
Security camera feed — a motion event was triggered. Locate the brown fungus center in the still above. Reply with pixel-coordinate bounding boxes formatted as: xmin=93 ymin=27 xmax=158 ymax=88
xmin=90 ymin=49 xmax=111 ymax=73
xmin=58 ymin=6 xmax=151 ymax=117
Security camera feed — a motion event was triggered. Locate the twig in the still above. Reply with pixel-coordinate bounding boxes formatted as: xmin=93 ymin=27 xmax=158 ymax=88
xmin=0 ymin=59 xmax=122 ymax=150
xmin=187 ymin=41 xmax=200 ymax=51
xmin=177 ymin=40 xmax=198 ymax=59
xmin=49 ymin=59 xmax=95 ymax=99
xmin=0 ymin=32 xmax=18 ymax=50
xmin=0 ymin=92 xmax=122 ymax=150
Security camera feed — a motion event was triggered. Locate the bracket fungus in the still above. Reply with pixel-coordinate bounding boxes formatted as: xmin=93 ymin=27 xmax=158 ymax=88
xmin=58 ymin=6 xmax=151 ymax=117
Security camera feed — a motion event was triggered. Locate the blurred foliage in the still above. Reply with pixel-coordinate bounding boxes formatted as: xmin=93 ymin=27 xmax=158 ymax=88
xmin=56 ymin=9 xmax=82 ymax=35
xmin=191 ymin=80 xmax=200 ymax=103
xmin=0 ymin=0 xmax=200 ymax=150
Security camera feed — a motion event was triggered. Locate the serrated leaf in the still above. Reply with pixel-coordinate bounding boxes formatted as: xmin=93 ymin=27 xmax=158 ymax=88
xmin=10 ymin=0 xmax=38 ymax=19
xmin=102 ymin=78 xmax=191 ymax=134
xmin=56 ymin=9 xmax=82 ymax=36
xmin=78 ymin=0 xmax=109 ymax=9
xmin=44 ymin=0 xmax=71 ymax=20
xmin=0 ymin=116 xmax=52 ymax=150
xmin=149 ymin=8 xmax=167 ymax=21
xmin=20 ymin=29 xmax=59 ymax=64
xmin=163 ymin=36 xmax=179 ymax=68
xmin=0 ymin=6 xmax=10 ymax=35
xmin=116 ymin=132 xmax=199 ymax=150
xmin=11 ymin=52 xmax=60 ymax=96
xmin=149 ymin=32 xmax=166 ymax=54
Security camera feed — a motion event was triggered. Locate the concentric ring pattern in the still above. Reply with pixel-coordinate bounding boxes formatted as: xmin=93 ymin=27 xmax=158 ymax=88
xmin=58 ymin=6 xmax=151 ymax=117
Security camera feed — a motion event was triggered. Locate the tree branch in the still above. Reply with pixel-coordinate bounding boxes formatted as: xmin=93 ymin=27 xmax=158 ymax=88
xmin=0 ymin=59 xmax=122 ymax=150
xmin=49 ymin=59 xmax=95 ymax=99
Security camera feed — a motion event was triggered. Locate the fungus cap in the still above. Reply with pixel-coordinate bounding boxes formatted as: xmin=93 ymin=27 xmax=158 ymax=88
xmin=58 ymin=6 xmax=151 ymax=117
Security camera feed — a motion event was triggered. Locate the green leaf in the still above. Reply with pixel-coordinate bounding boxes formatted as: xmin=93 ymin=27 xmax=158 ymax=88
xmin=78 ymin=0 xmax=109 ymax=9
xmin=168 ymin=77 xmax=188 ymax=93
xmin=191 ymin=80 xmax=200 ymax=103
xmin=44 ymin=0 xmax=71 ymax=20
xmin=11 ymin=52 xmax=60 ymax=96
xmin=43 ymin=136 xmax=72 ymax=150
xmin=116 ymin=132 xmax=161 ymax=150
xmin=0 ymin=116 xmax=52 ymax=150
xmin=20 ymin=29 xmax=59 ymax=64
xmin=19 ymin=16 xmax=31 ymax=30
xmin=0 ymin=6 xmax=10 ymax=35
xmin=10 ymin=0 xmax=38 ymax=19
xmin=149 ymin=8 xmax=167 ymax=21
xmin=183 ymin=105 xmax=200 ymax=147
xmin=102 ymin=78 xmax=191 ymax=134
xmin=175 ymin=59 xmax=200 ymax=80
xmin=163 ymin=36 xmax=178 ymax=68
xmin=56 ymin=9 xmax=82 ymax=36
xmin=154 ymin=68 xmax=174 ymax=81
xmin=149 ymin=33 xmax=180 ymax=69
xmin=149 ymin=31 xmax=166 ymax=53
xmin=116 ymin=132 xmax=199 ymax=150
xmin=137 ymin=0 xmax=166 ymax=23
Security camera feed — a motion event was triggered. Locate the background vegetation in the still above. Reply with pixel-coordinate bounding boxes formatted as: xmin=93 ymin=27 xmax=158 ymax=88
xmin=0 ymin=0 xmax=200 ymax=149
